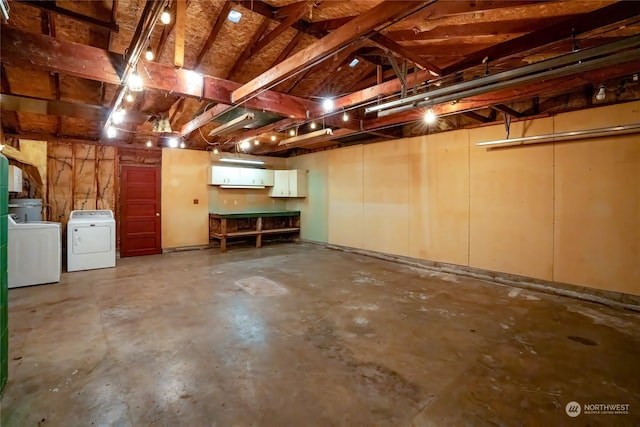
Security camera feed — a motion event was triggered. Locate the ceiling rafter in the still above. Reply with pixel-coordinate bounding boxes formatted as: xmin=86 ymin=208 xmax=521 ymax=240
xmin=15 ymin=0 xmax=119 ymax=32
xmin=442 ymin=1 xmax=640 ymax=75
xmin=227 ymin=18 xmax=271 ymax=80
xmin=231 ymin=1 xmax=433 ymax=103
xmin=369 ymin=33 xmax=441 ymax=76
xmin=247 ymin=1 xmax=314 ymax=58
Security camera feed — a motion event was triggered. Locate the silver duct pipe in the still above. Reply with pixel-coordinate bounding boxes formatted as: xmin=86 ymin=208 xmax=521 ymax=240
xmin=366 ymin=34 xmax=640 ymax=116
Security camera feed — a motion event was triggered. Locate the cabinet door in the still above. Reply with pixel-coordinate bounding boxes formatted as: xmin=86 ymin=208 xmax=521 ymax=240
xmin=210 ymin=166 xmax=240 ymax=185
xmin=288 ymin=170 xmax=307 ymax=197
xmin=239 ymin=168 xmax=274 ymax=186
xmin=269 ymin=170 xmax=290 ymax=197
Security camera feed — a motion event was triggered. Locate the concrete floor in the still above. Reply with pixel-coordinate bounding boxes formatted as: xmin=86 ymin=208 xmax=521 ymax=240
xmin=1 ymin=243 xmax=639 ymax=426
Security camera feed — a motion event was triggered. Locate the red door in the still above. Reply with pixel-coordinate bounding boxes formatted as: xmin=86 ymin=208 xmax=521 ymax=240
xmin=120 ymin=166 xmax=161 ymax=257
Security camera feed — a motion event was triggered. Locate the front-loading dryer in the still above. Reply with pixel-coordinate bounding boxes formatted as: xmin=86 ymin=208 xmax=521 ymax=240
xmin=67 ymin=210 xmax=116 ymax=272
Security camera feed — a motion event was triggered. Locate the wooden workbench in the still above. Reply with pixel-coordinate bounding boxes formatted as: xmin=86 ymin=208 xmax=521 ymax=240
xmin=209 ymin=211 xmax=301 ymax=252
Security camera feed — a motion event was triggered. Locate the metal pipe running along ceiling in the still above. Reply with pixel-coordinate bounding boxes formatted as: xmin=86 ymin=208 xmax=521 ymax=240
xmin=365 ymin=34 xmax=640 ymax=117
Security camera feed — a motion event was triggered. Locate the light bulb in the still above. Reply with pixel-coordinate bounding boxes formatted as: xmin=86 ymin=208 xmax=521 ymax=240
xmin=146 ymin=140 xmax=152 ymax=147
xmin=112 ymin=109 xmax=125 ymax=125
xmin=107 ymin=126 xmax=116 ymax=138
xmin=424 ymin=108 xmax=437 ymax=124
xmin=125 ymin=93 xmax=133 ymax=103
xmin=240 ymin=140 xmax=250 ymax=149
xmin=128 ymin=71 xmax=143 ymax=92
xmin=180 ymin=142 xmax=186 ymax=148
xmin=310 ymin=122 xmax=316 ymax=130
xmin=289 ymin=129 xmax=295 ymax=137
xmin=145 ymin=46 xmax=154 ymax=61
xmin=168 ymin=138 xmax=178 ymax=148
xmin=213 ymin=148 xmax=219 ymax=154
xmin=595 ymin=84 xmax=606 ymax=101
xmin=254 ymin=139 xmax=260 ymax=145
xmin=322 ymin=98 xmax=334 ymax=112
xmin=270 ymin=135 xmax=276 ymax=142
xmin=342 ymin=112 xmax=349 ymax=122
xmin=161 ymin=7 xmax=171 ymax=25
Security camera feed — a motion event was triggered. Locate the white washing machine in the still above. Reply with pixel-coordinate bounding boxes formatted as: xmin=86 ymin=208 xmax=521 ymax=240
xmin=8 ymin=215 xmax=62 ymax=288
xmin=67 ymin=210 xmax=116 ymax=272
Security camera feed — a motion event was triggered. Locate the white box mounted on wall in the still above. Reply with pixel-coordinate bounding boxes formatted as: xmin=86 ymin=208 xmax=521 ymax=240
xmin=8 ymin=165 xmax=22 ymax=192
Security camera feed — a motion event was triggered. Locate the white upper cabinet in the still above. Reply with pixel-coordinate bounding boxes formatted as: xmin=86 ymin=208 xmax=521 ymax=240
xmin=209 ymin=166 xmax=274 ymax=187
xmin=269 ymin=169 xmax=307 ymax=197
xmin=210 ymin=166 xmax=240 ymax=185
xmin=239 ymin=168 xmax=274 ymax=187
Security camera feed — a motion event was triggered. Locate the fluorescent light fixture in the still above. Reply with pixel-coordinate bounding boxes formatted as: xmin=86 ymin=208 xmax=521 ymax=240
xmin=322 ymin=98 xmax=334 ymax=112
xmin=228 ymin=10 xmax=242 ymax=23
xmin=349 ymin=58 xmax=359 ymax=67
xmin=128 ymin=71 xmax=143 ymax=92
xmin=477 ymin=124 xmax=640 ymax=148
xmin=0 ymin=0 xmax=9 ymax=21
xmin=278 ymin=128 xmax=333 ymax=148
xmin=107 ymin=126 xmax=116 ymax=138
xmin=208 ymin=112 xmax=256 ymax=136
xmin=219 ymin=158 xmax=265 ymax=165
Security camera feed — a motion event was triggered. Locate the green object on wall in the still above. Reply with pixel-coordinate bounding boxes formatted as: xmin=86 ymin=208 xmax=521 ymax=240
xmin=0 ymin=153 xmax=8 ymax=394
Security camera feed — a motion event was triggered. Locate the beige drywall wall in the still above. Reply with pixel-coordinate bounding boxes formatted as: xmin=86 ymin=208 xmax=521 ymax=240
xmin=284 ymin=101 xmax=640 ymax=295
xmin=553 ymin=102 xmax=640 ymax=294
xmin=363 ymin=139 xmax=410 ymax=256
xmin=286 ymin=151 xmax=329 ymax=243
xmin=409 ymin=131 xmax=469 ymax=265
xmin=328 ymin=145 xmax=364 ymax=248
xmin=469 ymin=118 xmax=555 ymax=280
xmin=161 ymin=148 xmax=210 ymax=248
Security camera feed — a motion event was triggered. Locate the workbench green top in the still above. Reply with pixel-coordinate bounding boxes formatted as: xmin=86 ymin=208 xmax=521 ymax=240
xmin=209 ymin=211 xmax=300 ymax=219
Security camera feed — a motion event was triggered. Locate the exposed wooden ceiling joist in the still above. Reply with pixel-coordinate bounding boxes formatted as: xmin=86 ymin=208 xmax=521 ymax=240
xmin=442 ymin=1 xmax=640 ymax=74
xmin=15 ymin=0 xmax=119 ymax=32
xmin=363 ymin=59 xmax=640 ymax=132
xmin=0 ymin=26 xmax=320 ymax=120
xmin=369 ymin=33 xmax=441 ymax=75
xmin=231 ymin=1 xmax=433 ymax=103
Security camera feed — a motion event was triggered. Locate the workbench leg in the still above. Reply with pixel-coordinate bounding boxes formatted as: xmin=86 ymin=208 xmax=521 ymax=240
xmin=221 ymin=218 xmax=227 ymax=252
xmin=256 ymin=217 xmax=263 ymax=248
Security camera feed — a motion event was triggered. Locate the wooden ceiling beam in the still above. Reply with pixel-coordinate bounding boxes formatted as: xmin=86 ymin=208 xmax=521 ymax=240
xmin=362 ymin=59 xmax=640 ymax=132
xmin=15 ymin=0 xmax=119 ymax=32
xmin=443 ymin=1 xmax=640 ymax=75
xmin=194 ymin=1 xmax=232 ymax=70
xmin=0 ymin=27 xmax=320 ymax=120
xmin=174 ymin=0 xmax=187 ymax=67
xmin=231 ymin=1 xmax=432 ymax=103
xmin=220 ymin=117 xmax=298 ymax=149
xmin=462 ymin=110 xmax=492 ymax=123
xmin=249 ymin=1 xmax=313 ymax=56
xmin=270 ymin=32 xmax=304 ymax=67
xmin=491 ymin=104 xmax=523 ymax=118
xmin=369 ymin=33 xmax=441 ymax=76
xmin=227 ymin=18 xmax=271 ymax=80
xmin=179 ymin=103 xmax=232 ymax=137
xmin=334 ymin=69 xmax=432 ymax=110
xmin=305 ymin=16 xmax=355 ymax=37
